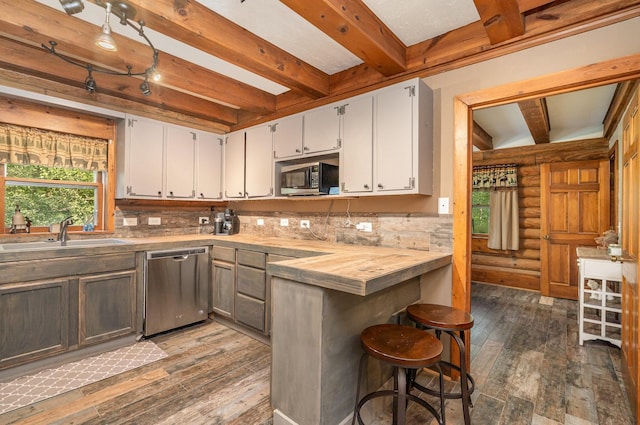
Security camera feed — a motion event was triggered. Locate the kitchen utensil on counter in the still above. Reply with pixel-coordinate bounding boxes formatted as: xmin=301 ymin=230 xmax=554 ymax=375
xmin=10 ymin=205 xmax=27 ymax=233
xmin=213 ymin=209 xmax=240 ymax=235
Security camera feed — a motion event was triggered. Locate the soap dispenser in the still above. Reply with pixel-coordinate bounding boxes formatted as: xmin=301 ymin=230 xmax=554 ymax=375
xmin=11 ymin=205 xmax=27 ymax=233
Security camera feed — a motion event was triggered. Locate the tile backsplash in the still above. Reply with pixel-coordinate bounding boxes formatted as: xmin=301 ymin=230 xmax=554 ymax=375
xmin=114 ymin=207 xmax=453 ymax=253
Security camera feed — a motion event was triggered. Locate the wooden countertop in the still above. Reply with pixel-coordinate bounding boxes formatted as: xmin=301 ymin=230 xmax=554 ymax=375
xmin=0 ymin=234 xmax=451 ymax=296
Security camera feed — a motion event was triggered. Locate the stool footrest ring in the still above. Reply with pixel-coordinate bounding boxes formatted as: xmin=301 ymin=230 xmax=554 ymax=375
xmin=354 ymin=389 xmax=443 ymax=425
xmin=413 ymin=362 xmax=475 ymax=402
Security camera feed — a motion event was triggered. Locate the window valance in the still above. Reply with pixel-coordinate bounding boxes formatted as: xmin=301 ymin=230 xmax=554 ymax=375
xmin=472 ymin=163 xmax=518 ymax=190
xmin=0 ymin=123 xmax=108 ymax=172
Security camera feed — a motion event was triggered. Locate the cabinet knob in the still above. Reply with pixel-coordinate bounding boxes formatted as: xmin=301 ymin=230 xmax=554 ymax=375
xmin=303 ymin=146 xmax=309 ymax=151
xmin=157 ymin=191 xmax=162 ymax=197
xmin=238 ymin=191 xmax=243 ymax=196
xmin=169 ymin=191 xmax=174 ymax=197
xmin=543 ymin=235 xmax=550 ymax=240
xmin=200 ymin=193 xmax=204 ymax=198
xmin=377 ymin=183 xmax=383 ymax=189
xmin=295 ymin=149 xmax=301 ymax=153
xmin=364 ymin=184 xmax=369 ymax=189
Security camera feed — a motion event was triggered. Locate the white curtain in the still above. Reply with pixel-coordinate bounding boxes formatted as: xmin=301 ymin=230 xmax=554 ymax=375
xmin=488 ymin=190 xmax=519 ymax=250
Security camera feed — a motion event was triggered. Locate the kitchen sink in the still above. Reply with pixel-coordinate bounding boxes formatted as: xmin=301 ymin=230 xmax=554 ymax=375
xmin=0 ymin=238 xmax=132 ymax=251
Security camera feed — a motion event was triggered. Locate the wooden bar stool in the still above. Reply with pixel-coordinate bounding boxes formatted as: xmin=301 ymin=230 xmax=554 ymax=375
xmin=352 ymin=324 xmax=445 ymax=425
xmin=407 ymin=303 xmax=475 ymax=425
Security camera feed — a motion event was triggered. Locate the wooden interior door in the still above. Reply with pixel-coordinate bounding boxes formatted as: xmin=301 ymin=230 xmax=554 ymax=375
xmin=540 ymin=160 xmax=609 ymax=299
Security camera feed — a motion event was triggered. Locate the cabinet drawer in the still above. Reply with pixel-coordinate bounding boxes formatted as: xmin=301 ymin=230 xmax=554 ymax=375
xmin=583 ymin=259 xmax=622 ymax=279
xmin=213 ymin=246 xmax=235 ymax=262
xmin=236 ymin=293 xmax=265 ymax=332
xmin=237 ymin=265 xmax=266 ymax=300
xmin=238 ymin=250 xmax=266 ymax=268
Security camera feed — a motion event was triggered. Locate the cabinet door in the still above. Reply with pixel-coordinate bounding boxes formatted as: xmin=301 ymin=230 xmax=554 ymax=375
xmin=375 ymin=84 xmax=415 ymax=192
xmin=126 ymin=117 xmax=164 ymax=197
xmin=196 ymin=132 xmax=223 ymax=200
xmin=224 ymin=131 xmax=246 ymax=199
xmin=78 ymin=271 xmax=136 ymax=347
xmin=165 ymin=126 xmax=196 ymax=198
xmin=245 ymin=125 xmax=273 ymax=198
xmin=342 ymin=96 xmax=374 ymax=193
xmin=212 ymin=260 xmax=235 ymax=319
xmin=303 ymin=105 xmax=341 ymax=154
xmin=0 ymin=279 xmax=70 ymax=369
xmin=272 ymin=115 xmax=303 ymax=159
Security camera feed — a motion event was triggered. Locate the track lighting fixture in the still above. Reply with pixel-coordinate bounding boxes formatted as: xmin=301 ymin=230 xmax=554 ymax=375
xmin=84 ymin=67 xmax=97 ymax=93
xmin=45 ymin=0 xmax=160 ymax=95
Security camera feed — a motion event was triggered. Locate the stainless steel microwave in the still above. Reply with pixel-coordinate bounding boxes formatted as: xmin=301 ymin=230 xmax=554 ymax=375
xmin=280 ymin=161 xmax=339 ymax=196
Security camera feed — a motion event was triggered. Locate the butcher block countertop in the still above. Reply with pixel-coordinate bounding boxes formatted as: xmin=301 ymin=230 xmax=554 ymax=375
xmin=0 ymin=234 xmax=451 ymax=296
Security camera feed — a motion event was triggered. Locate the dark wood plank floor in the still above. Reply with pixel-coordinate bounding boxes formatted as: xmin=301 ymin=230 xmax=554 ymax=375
xmin=1 ymin=282 xmax=634 ymax=425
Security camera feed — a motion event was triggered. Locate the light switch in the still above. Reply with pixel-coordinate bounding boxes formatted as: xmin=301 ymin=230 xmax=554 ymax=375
xmin=122 ymin=217 xmax=137 ymax=226
xmin=148 ymin=217 xmax=161 ymax=225
xmin=438 ymin=197 xmax=449 ymax=214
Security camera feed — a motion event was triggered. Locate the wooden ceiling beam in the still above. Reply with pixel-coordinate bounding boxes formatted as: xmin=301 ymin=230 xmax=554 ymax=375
xmin=280 ymin=0 xmax=407 ymax=76
xmin=603 ymin=79 xmax=640 ymax=139
xmin=518 ymin=98 xmax=550 ymax=144
xmin=0 ymin=67 xmax=229 ymax=133
xmin=327 ymin=0 xmax=640 ymax=96
xmin=0 ymin=37 xmax=238 ymax=127
xmin=472 ymin=121 xmax=494 ymax=151
xmin=104 ymin=0 xmax=330 ymax=98
xmin=0 ymin=0 xmax=275 ymax=115
xmin=472 ymin=0 xmax=525 ymax=45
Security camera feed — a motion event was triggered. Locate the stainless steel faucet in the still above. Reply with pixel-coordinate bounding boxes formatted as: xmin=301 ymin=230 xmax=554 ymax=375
xmin=57 ymin=216 xmax=73 ymax=245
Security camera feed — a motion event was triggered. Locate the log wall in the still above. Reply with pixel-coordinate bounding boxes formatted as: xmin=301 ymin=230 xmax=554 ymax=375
xmin=471 ymin=138 xmax=609 ymax=291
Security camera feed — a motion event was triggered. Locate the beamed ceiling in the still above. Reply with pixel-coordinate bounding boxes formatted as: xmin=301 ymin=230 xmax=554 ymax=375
xmin=0 ymin=0 xmax=639 ymax=144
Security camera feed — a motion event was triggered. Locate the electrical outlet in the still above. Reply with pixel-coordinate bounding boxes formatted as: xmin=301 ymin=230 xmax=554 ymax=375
xmin=148 ymin=217 xmax=161 ymax=225
xmin=199 ymin=217 xmax=210 ymax=225
xmin=356 ymin=222 xmax=372 ymax=232
xmin=257 ymin=218 xmax=265 ymax=226
xmin=300 ymin=220 xmax=310 ymax=229
xmin=280 ymin=218 xmax=289 ymax=227
xmin=122 ymin=217 xmax=137 ymax=226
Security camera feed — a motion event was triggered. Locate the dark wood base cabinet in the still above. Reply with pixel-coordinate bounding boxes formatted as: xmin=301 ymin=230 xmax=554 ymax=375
xmin=0 ymin=253 xmax=137 ymax=372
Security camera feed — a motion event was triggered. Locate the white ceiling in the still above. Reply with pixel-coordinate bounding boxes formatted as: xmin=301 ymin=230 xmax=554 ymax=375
xmin=33 ymin=0 xmax=617 ymax=148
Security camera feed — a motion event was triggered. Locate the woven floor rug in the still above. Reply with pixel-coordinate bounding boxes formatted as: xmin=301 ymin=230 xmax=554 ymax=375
xmin=0 ymin=340 xmax=167 ymax=415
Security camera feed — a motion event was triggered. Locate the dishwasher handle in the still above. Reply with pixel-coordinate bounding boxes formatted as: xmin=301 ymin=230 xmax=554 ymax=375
xmin=146 ymin=247 xmax=209 ymax=260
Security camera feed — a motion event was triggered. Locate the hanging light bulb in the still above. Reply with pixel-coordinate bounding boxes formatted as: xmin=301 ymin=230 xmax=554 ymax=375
xmin=85 ymin=67 xmax=97 ymax=93
xmin=95 ymin=2 xmax=117 ymax=51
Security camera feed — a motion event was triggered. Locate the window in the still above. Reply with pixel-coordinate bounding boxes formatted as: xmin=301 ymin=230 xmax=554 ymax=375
xmin=472 ymin=190 xmax=490 ymax=234
xmin=3 ymin=163 xmax=105 ymax=233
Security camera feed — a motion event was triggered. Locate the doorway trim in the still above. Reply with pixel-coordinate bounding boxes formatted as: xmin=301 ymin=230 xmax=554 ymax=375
xmin=452 ymin=52 xmax=640 ymax=313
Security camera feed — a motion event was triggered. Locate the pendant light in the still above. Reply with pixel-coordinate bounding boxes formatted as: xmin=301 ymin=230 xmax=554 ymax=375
xmin=95 ymin=2 xmax=117 ymax=51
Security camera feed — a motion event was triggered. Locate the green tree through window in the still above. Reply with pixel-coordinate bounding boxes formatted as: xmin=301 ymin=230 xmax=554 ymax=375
xmin=4 ymin=164 xmax=99 ymax=229
xmin=472 ymin=190 xmax=490 ymax=234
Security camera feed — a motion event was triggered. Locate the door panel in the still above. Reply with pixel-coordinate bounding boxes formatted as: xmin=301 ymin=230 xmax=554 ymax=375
xmin=541 ymin=160 xmax=609 ymax=299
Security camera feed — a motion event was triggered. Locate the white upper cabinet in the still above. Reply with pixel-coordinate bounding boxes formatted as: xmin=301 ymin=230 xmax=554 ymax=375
xmin=341 ymin=96 xmax=374 ymax=193
xmin=245 ymin=125 xmax=273 ymax=198
xmin=272 ymin=115 xmax=303 ymax=159
xmin=303 ymin=105 xmax=342 ymax=154
xmin=165 ymin=126 xmax=196 ymax=199
xmin=117 ymin=115 xmax=164 ymax=198
xmin=224 ymin=131 xmax=246 ymax=199
xmin=374 ymin=79 xmax=433 ymax=195
xmin=116 ymin=114 xmax=223 ymax=201
xmin=223 ymin=126 xmax=273 ymax=199
xmin=196 ymin=133 xmax=223 ymax=200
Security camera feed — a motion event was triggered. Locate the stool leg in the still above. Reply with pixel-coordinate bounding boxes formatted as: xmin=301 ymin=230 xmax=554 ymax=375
xmin=450 ymin=330 xmax=471 ymax=425
xmin=352 ymin=352 xmax=368 ymax=425
xmin=436 ymin=363 xmax=445 ymax=425
xmin=396 ymin=367 xmax=407 ymax=425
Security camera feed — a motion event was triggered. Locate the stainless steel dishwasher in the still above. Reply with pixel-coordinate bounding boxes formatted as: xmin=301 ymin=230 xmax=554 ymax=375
xmin=144 ymin=247 xmax=209 ymax=336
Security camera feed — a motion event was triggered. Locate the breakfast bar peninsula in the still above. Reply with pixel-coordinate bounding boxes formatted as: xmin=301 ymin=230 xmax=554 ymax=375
xmin=266 ymin=244 xmax=451 ymax=425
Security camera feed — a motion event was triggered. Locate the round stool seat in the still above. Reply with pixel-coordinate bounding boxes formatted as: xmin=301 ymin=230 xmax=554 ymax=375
xmin=361 ymin=324 xmax=443 ymax=368
xmin=407 ymin=303 xmax=473 ymax=331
